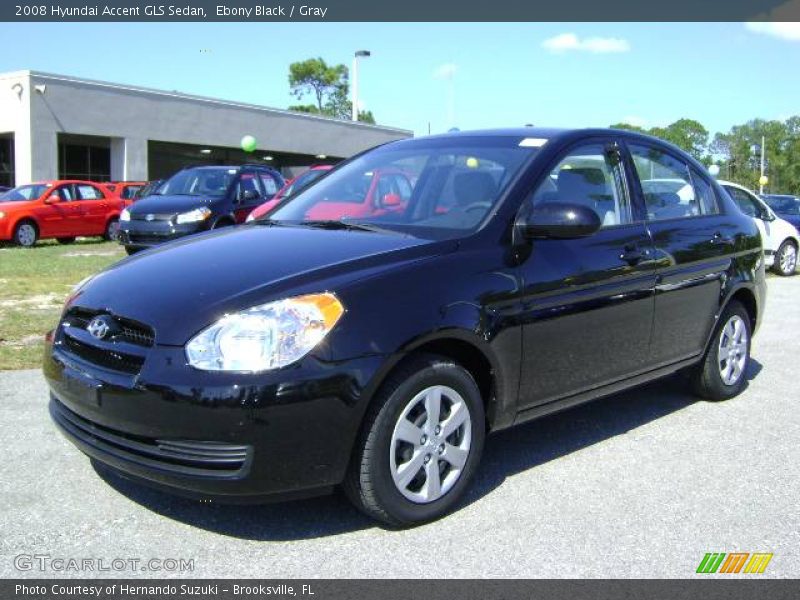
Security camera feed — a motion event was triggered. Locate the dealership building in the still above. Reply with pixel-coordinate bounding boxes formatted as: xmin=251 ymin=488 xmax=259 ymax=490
xmin=0 ymin=70 xmax=412 ymax=188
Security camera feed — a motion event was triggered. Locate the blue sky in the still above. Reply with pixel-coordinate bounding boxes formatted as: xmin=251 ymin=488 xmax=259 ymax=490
xmin=2 ymin=22 xmax=799 ymax=137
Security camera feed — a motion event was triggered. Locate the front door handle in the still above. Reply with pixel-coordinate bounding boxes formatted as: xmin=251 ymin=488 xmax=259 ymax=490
xmin=619 ymin=244 xmax=650 ymax=264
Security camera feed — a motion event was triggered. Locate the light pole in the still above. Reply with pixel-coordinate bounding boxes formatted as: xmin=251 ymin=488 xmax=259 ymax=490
xmin=759 ymin=134 xmax=766 ymax=194
xmin=352 ymin=50 xmax=371 ymax=121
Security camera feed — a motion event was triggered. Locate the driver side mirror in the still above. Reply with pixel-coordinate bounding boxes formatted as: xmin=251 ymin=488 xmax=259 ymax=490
xmin=521 ymin=202 xmax=602 ymax=240
xmin=759 ymin=208 xmax=775 ymax=222
xmin=44 ymin=193 xmax=62 ymax=204
xmin=382 ymin=193 xmax=402 ymax=207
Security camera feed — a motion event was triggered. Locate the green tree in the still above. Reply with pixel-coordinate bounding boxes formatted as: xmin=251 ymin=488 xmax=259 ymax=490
xmin=288 ymin=57 xmax=348 ymax=113
xmin=287 ymin=57 xmax=376 ymax=124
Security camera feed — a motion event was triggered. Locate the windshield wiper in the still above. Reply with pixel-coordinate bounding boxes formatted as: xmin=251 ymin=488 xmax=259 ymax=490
xmin=301 ymin=220 xmax=393 ymax=234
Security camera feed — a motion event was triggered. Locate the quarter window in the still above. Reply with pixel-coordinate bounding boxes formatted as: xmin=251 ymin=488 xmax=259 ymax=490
xmin=529 ymin=143 xmax=630 ymax=227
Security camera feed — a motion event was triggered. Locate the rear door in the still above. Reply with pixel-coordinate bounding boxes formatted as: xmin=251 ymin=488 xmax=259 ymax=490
xmin=626 ymin=141 xmax=736 ymax=367
xmin=516 ymin=138 xmax=658 ymax=409
xmin=74 ymin=183 xmax=110 ymax=235
xmin=232 ymin=171 xmax=264 ymax=223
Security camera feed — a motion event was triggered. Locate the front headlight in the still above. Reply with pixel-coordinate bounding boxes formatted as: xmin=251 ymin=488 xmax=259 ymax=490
xmin=120 ymin=208 xmax=130 ymax=222
xmin=0 ymin=211 xmax=6 ymax=219
xmin=175 ymin=207 xmax=212 ymax=224
xmin=185 ymin=293 xmax=344 ymax=372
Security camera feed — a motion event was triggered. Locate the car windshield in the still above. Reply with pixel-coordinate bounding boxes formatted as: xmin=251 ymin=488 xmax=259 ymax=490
xmin=763 ymin=195 xmax=800 ymax=215
xmin=283 ymin=168 xmax=329 ymax=197
xmin=266 ymin=136 xmax=539 ymax=238
xmin=0 ymin=184 xmax=50 ymax=202
xmin=156 ymin=167 xmax=237 ymax=197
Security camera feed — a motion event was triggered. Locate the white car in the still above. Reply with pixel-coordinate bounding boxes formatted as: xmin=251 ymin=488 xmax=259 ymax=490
xmin=720 ymin=180 xmax=799 ymax=276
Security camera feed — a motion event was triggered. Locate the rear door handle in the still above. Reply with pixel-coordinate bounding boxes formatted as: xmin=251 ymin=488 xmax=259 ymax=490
xmin=711 ymin=231 xmax=734 ymax=244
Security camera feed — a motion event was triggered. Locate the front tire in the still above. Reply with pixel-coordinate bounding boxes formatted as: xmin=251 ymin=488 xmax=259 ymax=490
xmin=124 ymin=247 xmax=140 ymax=256
xmin=773 ymin=240 xmax=797 ymax=276
xmin=690 ymin=300 xmax=751 ymax=401
xmin=13 ymin=221 xmax=38 ymax=247
xmin=103 ymin=218 xmax=120 ymax=241
xmin=344 ymin=354 xmax=485 ymax=526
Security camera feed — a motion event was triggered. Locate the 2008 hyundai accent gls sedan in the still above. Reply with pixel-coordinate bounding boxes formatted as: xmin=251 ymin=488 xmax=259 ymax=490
xmin=45 ymin=128 xmax=765 ymax=526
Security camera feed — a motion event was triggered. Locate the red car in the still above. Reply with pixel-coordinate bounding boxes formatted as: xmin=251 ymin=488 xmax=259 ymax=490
xmin=246 ymin=164 xmax=333 ymax=221
xmin=102 ymin=181 xmax=148 ymax=205
xmin=0 ymin=180 xmax=126 ymax=247
xmin=247 ymin=166 xmax=413 ymax=222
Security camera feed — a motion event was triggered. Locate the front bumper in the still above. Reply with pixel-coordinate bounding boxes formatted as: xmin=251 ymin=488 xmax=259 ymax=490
xmin=44 ymin=333 xmax=387 ymax=502
xmin=118 ymin=219 xmax=211 ymax=249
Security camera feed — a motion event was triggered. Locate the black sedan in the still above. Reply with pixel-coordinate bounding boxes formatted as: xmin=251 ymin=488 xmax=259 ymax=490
xmin=45 ymin=128 xmax=764 ymax=526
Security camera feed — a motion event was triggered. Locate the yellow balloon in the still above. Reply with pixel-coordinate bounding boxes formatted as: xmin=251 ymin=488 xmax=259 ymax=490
xmin=759 ymin=175 xmax=769 ymax=186
xmin=466 ymin=157 xmax=479 ymax=168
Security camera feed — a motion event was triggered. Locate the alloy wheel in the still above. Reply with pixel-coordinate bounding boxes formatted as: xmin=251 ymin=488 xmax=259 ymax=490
xmin=17 ymin=224 xmax=36 ymax=247
xmin=389 ymin=385 xmax=472 ymax=504
xmin=717 ymin=314 xmax=748 ymax=386
xmin=779 ymin=243 xmax=797 ymax=275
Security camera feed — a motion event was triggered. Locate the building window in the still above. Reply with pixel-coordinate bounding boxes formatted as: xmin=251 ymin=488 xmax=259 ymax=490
xmin=0 ymin=135 xmax=14 ymax=187
xmin=58 ymin=141 xmax=111 ymax=181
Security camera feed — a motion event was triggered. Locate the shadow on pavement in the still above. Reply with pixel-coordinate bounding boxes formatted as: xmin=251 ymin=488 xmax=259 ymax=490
xmin=94 ymin=361 xmax=763 ymax=541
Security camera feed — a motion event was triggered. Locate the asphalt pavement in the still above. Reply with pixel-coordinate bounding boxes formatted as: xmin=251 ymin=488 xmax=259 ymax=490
xmin=1 ymin=276 xmax=798 ymax=578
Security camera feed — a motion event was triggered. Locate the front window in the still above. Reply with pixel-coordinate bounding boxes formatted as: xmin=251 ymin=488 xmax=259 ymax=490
xmin=763 ymin=195 xmax=800 ymax=215
xmin=0 ymin=184 xmax=50 ymax=202
xmin=266 ymin=137 xmax=538 ymax=237
xmin=156 ymin=167 xmax=238 ymax=197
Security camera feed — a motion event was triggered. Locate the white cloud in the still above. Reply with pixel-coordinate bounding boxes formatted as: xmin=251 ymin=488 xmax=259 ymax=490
xmin=542 ymin=33 xmax=630 ymax=54
xmin=745 ymin=21 xmax=800 ymax=41
xmin=433 ymin=63 xmax=457 ymax=80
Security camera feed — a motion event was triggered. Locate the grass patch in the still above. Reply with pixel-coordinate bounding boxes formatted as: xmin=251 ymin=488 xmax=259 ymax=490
xmin=0 ymin=238 xmax=125 ymax=370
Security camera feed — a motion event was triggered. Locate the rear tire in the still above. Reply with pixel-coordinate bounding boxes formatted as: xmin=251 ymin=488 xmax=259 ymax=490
xmin=13 ymin=220 xmax=38 ymax=247
xmin=56 ymin=237 xmax=76 ymax=244
xmin=690 ymin=300 xmax=751 ymax=401
xmin=773 ymin=240 xmax=797 ymax=276
xmin=344 ymin=354 xmax=485 ymax=526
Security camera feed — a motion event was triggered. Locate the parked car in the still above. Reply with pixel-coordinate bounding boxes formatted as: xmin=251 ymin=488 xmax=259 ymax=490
xmin=0 ymin=180 xmax=126 ymax=247
xmin=0 ymin=185 xmax=10 ymax=194
xmin=721 ymin=181 xmax=799 ymax=276
xmin=117 ymin=165 xmax=284 ymax=254
xmin=130 ymin=179 xmax=163 ymax=202
xmin=246 ymin=165 xmax=411 ymax=222
xmin=246 ymin=164 xmax=333 ymax=221
xmin=760 ymin=194 xmax=800 ymax=231
xmin=45 ymin=128 xmax=764 ymax=526
xmin=103 ymin=181 xmax=148 ymax=204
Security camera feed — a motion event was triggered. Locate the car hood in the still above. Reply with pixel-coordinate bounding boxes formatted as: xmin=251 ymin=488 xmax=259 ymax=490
xmin=126 ymin=194 xmax=223 ymax=215
xmin=70 ymin=224 xmax=452 ymax=345
xmin=0 ymin=199 xmax=36 ymax=211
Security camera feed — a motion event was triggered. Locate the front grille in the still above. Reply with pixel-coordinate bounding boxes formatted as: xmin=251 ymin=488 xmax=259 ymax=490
xmin=64 ymin=308 xmax=154 ymax=347
xmin=132 ymin=213 xmax=175 ymax=222
xmin=51 ymin=399 xmax=251 ymax=477
xmin=128 ymin=234 xmax=176 ymax=245
xmin=63 ymin=335 xmax=144 ymax=375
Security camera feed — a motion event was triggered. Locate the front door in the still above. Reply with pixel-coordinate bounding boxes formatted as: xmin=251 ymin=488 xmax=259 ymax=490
xmin=516 ymin=139 xmax=657 ymax=409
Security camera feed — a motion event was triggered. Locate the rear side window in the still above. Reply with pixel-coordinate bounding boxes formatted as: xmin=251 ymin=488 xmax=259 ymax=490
xmin=258 ymin=172 xmax=280 ymax=197
xmin=629 ymin=144 xmax=717 ymax=220
xmin=75 ymin=184 xmax=104 ymax=200
xmin=529 ymin=143 xmax=630 ymax=227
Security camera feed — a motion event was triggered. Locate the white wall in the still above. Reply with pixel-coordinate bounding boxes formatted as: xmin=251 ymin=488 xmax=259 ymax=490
xmin=22 ymin=71 xmax=410 ymax=182
xmin=0 ymin=71 xmax=32 ymax=185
